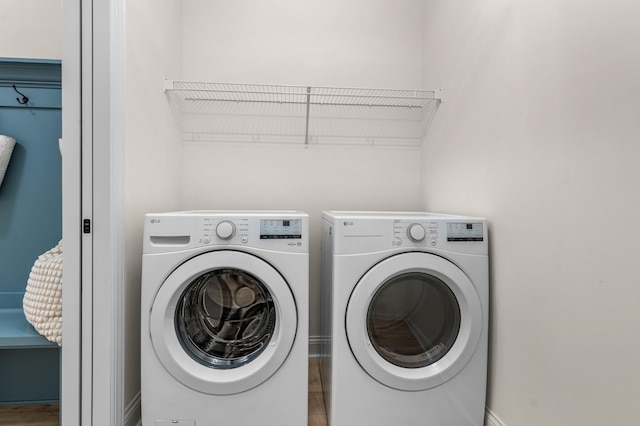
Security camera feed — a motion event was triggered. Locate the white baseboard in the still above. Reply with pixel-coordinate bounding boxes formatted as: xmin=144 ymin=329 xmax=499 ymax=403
xmin=309 ymin=335 xmax=325 ymax=358
xmin=124 ymin=391 xmax=141 ymax=426
xmin=485 ymin=408 xmax=506 ymax=426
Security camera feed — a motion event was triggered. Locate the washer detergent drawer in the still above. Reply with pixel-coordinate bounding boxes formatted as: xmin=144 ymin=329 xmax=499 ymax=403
xmin=156 ymin=421 xmax=195 ymax=426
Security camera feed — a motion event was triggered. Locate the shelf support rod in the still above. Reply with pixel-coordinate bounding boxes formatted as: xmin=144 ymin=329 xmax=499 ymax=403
xmin=304 ymin=86 xmax=311 ymax=147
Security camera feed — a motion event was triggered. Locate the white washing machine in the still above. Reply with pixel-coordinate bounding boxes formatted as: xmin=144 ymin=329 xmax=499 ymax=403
xmin=320 ymin=211 xmax=488 ymax=426
xmin=141 ymin=211 xmax=308 ymax=426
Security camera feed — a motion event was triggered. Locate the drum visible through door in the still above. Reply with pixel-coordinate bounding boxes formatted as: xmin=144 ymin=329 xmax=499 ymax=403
xmin=150 ymin=250 xmax=297 ymax=395
xmin=346 ymin=252 xmax=482 ymax=391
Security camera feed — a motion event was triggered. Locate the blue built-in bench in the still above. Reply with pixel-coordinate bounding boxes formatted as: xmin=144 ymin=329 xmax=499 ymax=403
xmin=0 ymin=293 xmax=57 ymax=349
xmin=0 ymin=58 xmax=62 ymax=405
xmin=0 ymin=292 xmax=60 ymax=405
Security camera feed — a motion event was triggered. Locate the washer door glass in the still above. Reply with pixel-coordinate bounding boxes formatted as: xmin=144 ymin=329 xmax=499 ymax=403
xmin=176 ymin=269 xmax=276 ymax=369
xmin=346 ymin=252 xmax=483 ymax=391
xmin=367 ymin=272 xmax=461 ymax=369
xmin=150 ymin=251 xmax=297 ymax=395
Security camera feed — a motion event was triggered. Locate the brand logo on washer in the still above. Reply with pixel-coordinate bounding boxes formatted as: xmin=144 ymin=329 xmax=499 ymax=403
xmin=150 ymin=218 xmax=160 ymax=224
xmin=343 ymin=221 xmax=354 ymax=226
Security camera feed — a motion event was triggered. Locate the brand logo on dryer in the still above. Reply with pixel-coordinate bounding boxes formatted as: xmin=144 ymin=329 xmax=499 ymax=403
xmin=343 ymin=221 xmax=354 ymax=226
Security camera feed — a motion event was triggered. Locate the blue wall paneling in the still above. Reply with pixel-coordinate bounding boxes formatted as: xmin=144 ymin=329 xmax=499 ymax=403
xmin=0 ymin=58 xmax=61 ymax=405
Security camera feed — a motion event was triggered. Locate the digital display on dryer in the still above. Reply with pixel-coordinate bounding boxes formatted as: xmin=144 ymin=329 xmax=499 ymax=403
xmin=447 ymin=222 xmax=484 ymax=242
xmin=260 ymin=219 xmax=302 ymax=239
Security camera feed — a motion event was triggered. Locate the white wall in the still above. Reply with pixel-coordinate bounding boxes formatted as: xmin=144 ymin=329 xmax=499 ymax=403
xmin=421 ymin=1 xmax=640 ymax=424
xmin=0 ymin=0 xmax=62 ymax=59
xmin=181 ymin=0 xmax=426 ymax=339
xmin=121 ymin=0 xmax=426 ymax=421
xmin=182 ymin=0 xmax=423 ymax=88
xmin=123 ymin=0 xmax=183 ymax=417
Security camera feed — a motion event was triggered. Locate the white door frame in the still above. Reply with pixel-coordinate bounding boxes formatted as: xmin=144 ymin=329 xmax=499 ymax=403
xmin=62 ymin=0 xmax=125 ymax=424
xmin=61 ymin=0 xmax=83 ymax=422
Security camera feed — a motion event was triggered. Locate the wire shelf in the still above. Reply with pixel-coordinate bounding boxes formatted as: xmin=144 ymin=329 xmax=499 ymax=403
xmin=164 ymin=80 xmax=441 ymax=147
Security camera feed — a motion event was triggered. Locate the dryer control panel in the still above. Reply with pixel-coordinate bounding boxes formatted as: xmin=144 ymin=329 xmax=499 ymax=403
xmin=393 ymin=221 xmax=441 ymax=247
xmin=323 ymin=212 xmax=487 ymax=256
xmin=394 ymin=220 xmax=485 ymax=249
xmin=446 ymin=222 xmax=484 ymax=242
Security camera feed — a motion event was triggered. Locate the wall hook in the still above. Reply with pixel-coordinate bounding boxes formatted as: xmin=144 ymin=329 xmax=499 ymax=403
xmin=12 ymin=85 xmax=29 ymax=105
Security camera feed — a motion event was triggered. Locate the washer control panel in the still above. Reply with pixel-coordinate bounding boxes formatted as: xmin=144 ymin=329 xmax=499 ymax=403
xmin=144 ymin=212 xmax=308 ymax=254
xmin=201 ymin=216 xmax=249 ymax=246
xmin=259 ymin=218 xmax=303 ymax=239
xmin=197 ymin=215 xmax=307 ymax=251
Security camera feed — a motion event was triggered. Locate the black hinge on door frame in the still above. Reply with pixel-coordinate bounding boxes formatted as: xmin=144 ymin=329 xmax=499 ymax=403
xmin=83 ymin=219 xmax=91 ymax=234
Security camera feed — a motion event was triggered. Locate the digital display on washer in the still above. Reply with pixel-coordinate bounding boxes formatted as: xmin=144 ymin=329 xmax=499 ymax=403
xmin=260 ymin=219 xmax=302 ymax=239
xmin=447 ymin=222 xmax=484 ymax=242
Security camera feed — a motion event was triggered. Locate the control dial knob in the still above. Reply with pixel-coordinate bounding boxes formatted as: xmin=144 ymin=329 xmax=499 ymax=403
xmin=407 ymin=223 xmax=426 ymax=242
xmin=216 ymin=221 xmax=236 ymax=240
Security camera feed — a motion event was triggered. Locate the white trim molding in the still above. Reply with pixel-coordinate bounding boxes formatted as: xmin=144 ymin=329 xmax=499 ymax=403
xmin=485 ymin=408 xmax=506 ymax=426
xmin=61 ymin=0 xmax=83 ymax=424
xmin=124 ymin=391 xmax=141 ymax=426
xmin=309 ymin=335 xmax=326 ymax=358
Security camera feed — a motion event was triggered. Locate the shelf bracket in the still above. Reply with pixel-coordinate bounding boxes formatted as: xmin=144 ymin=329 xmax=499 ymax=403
xmin=163 ymin=78 xmax=174 ymax=93
xmin=304 ymin=86 xmax=311 ymax=147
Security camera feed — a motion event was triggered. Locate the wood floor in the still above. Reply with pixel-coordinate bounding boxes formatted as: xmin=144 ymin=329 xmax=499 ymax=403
xmin=308 ymin=357 xmax=328 ymax=426
xmin=0 ymin=403 xmax=59 ymax=426
xmin=0 ymin=358 xmax=327 ymax=426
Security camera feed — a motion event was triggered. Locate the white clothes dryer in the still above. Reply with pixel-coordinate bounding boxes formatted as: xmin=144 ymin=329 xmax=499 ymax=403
xmin=141 ymin=211 xmax=308 ymax=426
xmin=320 ymin=211 xmax=488 ymax=426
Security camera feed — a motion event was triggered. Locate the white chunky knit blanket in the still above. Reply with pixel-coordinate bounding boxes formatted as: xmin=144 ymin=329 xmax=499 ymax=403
xmin=0 ymin=135 xmax=16 ymax=188
xmin=23 ymin=241 xmax=63 ymax=345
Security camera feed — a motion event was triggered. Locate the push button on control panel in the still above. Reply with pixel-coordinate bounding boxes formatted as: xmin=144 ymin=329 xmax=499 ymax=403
xmin=427 ymin=221 xmax=439 ymax=246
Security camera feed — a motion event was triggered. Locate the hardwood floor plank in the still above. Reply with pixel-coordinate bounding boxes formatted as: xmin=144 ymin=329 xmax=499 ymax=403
xmin=309 ymin=357 xmax=328 ymax=426
xmin=0 ymin=404 xmax=59 ymax=426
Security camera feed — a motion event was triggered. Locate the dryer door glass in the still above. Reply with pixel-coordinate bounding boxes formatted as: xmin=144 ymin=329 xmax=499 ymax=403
xmin=366 ymin=272 xmax=461 ymax=368
xmin=175 ymin=268 xmax=276 ymax=369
